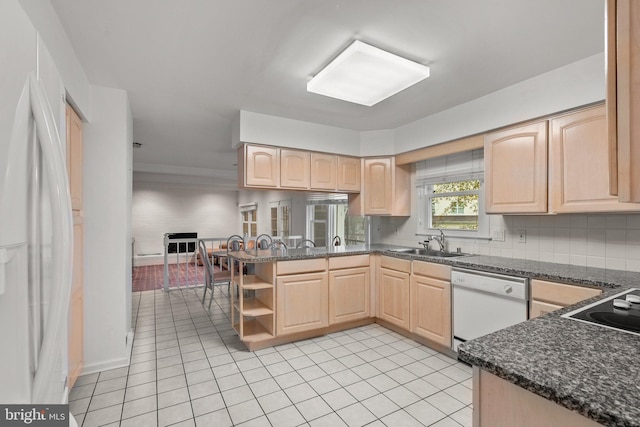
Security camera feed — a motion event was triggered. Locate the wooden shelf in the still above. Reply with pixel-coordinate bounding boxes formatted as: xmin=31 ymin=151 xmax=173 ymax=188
xmin=235 ymin=275 xmax=273 ymax=290
xmin=240 ymin=298 xmax=273 ymax=316
xmin=242 ymin=319 xmax=274 ymax=342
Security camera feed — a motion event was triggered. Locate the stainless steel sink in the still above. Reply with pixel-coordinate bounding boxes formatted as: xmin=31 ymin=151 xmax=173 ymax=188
xmin=389 ymin=248 xmax=468 ymax=257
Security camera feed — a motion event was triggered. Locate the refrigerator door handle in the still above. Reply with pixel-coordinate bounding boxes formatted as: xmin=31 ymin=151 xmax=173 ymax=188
xmin=28 ymin=74 xmax=73 ymax=403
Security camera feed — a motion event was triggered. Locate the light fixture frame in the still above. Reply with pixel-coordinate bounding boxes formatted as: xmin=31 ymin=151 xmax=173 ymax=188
xmin=307 ymin=40 xmax=430 ymax=106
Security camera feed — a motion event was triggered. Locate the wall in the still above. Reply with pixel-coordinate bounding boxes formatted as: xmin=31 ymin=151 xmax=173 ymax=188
xmin=393 ymin=53 xmax=605 ymax=153
xmin=132 ymin=183 xmax=239 ymax=264
xmin=83 ymin=85 xmax=132 ymax=373
xmin=18 ymin=0 xmax=91 ymax=119
xmin=375 ymin=166 xmax=640 ymax=273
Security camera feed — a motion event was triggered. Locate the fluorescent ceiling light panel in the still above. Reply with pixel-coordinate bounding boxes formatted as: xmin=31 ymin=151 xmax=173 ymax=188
xmin=307 ymin=40 xmax=430 ymax=106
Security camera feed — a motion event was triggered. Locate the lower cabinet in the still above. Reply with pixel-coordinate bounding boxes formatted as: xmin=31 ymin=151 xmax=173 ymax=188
xmin=329 ymin=266 xmax=370 ymax=324
xmin=410 ymin=261 xmax=452 ymax=347
xmin=378 ymin=257 xmax=411 ymax=330
xmin=276 ymin=272 xmax=328 ymax=335
xmin=529 ymin=279 xmax=602 ymax=319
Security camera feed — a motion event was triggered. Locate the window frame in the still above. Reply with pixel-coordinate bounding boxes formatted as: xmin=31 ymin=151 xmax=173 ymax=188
xmin=417 ymin=175 xmax=489 ymax=239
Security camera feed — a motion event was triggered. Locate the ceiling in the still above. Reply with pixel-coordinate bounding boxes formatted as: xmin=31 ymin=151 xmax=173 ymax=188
xmin=51 ymin=0 xmax=604 ymax=183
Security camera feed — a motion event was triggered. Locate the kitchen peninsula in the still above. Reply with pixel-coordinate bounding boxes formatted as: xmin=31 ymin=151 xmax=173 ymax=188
xmin=228 ymin=244 xmax=640 ymax=427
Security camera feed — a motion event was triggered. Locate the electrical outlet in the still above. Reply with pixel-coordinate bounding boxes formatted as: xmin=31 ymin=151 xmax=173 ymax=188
xmin=492 ymin=229 xmax=505 ymax=242
xmin=517 ymin=229 xmax=527 ymax=243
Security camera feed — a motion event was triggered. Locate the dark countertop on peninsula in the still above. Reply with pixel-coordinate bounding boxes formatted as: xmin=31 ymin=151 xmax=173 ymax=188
xmin=229 ymin=243 xmax=640 ymax=426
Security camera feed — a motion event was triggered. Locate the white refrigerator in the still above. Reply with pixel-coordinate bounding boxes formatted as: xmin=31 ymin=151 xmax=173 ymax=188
xmin=0 ymin=0 xmax=74 ymax=409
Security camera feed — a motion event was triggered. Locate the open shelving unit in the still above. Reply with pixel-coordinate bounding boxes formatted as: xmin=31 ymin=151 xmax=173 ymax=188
xmin=231 ymin=261 xmax=275 ymax=343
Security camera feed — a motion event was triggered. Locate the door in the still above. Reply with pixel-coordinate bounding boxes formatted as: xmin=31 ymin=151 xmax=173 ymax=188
xmin=329 ymin=267 xmax=370 ymax=324
xmin=280 ymin=149 xmax=310 ymax=189
xmin=276 ymin=272 xmax=328 ymax=335
xmin=485 ymin=121 xmax=548 ymax=213
xmin=311 ymin=152 xmax=337 ymax=190
xmin=338 ymin=156 xmax=361 ymax=192
xmin=364 ymin=158 xmax=392 ymax=214
xmin=378 ymin=268 xmax=410 ymax=329
xmin=550 ymin=105 xmax=640 ymax=212
xmin=411 ymin=275 xmax=451 ymax=347
xmin=245 ymin=145 xmax=279 ymax=187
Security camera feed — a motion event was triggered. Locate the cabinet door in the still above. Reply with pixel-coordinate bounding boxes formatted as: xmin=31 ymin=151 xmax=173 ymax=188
xmin=529 ymin=300 xmax=563 ymax=319
xmin=410 ymin=275 xmax=451 ymax=347
xmin=66 ymin=105 xmax=82 ymax=212
xmin=245 ymin=145 xmax=279 ymax=187
xmin=612 ymin=0 xmax=640 ymax=203
xmin=68 ymin=287 xmax=83 ymax=389
xmin=378 ymin=267 xmax=410 ymax=329
xmin=276 ymin=272 xmax=328 ymax=335
xmin=280 ymin=149 xmax=310 ymax=189
xmin=364 ymin=158 xmax=392 ymax=215
xmin=310 ymin=152 xmax=337 ymax=190
xmin=338 ymin=156 xmax=361 ymax=192
xmin=550 ymin=105 xmax=640 ymax=213
xmin=329 ymin=267 xmax=370 ymax=324
xmin=485 ymin=121 xmax=548 ymax=213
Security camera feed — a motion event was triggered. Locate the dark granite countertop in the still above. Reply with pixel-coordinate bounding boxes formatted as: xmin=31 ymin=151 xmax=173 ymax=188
xmin=229 ymin=243 xmax=640 ymax=426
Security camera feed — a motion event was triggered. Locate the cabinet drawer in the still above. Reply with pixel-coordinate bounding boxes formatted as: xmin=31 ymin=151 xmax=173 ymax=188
xmin=380 ymin=256 xmax=411 ymax=273
xmin=329 ymin=255 xmax=370 ymax=270
xmin=277 ymin=258 xmax=326 ymax=275
xmin=530 ymin=279 xmax=602 ymax=306
xmin=412 ymin=261 xmax=450 ymax=281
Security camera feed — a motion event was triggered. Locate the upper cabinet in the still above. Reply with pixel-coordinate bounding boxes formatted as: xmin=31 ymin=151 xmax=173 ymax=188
xmin=550 ymin=105 xmax=640 ymax=213
xmin=608 ymin=0 xmax=640 ymax=203
xmin=310 ymin=152 xmax=337 ymax=190
xmin=337 ymin=156 xmax=361 ymax=192
xmin=240 ymin=144 xmax=279 ymax=188
xmin=349 ymin=157 xmax=411 ymax=216
xmin=280 ymin=149 xmax=310 ymax=189
xmin=238 ymin=144 xmax=361 ymax=194
xmin=484 ymin=121 xmax=548 ymax=214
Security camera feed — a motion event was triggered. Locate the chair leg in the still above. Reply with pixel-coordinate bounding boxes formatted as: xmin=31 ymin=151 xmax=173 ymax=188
xmin=201 ymin=285 xmax=207 ymax=304
xmin=208 ymin=287 xmax=214 ymax=309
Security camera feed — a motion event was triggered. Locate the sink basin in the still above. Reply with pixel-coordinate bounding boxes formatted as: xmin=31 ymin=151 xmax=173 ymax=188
xmin=389 ymin=248 xmax=467 ymax=257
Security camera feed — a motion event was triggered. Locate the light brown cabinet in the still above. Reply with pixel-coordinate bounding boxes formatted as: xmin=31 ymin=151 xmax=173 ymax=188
xmin=377 ymin=256 xmax=411 ymax=329
xmin=484 ymin=121 xmax=548 ymax=214
xmin=607 ymin=0 xmax=640 ymax=203
xmin=328 ymin=255 xmax=370 ymax=324
xmin=241 ymin=144 xmax=280 ymax=188
xmin=473 ymin=368 xmax=601 ymax=427
xmin=337 ymin=156 xmax=361 ymax=192
xmin=349 ymin=157 xmax=411 ymax=216
xmin=276 ymin=259 xmax=328 ymax=335
xmin=280 ymin=149 xmax=310 ymax=189
xmin=310 ymin=152 xmax=337 ymax=190
xmin=66 ymin=105 xmax=83 ymax=389
xmin=529 ymin=279 xmax=602 ymax=319
xmin=550 ymin=105 xmax=640 ymax=213
xmin=410 ymin=261 xmax=451 ymax=347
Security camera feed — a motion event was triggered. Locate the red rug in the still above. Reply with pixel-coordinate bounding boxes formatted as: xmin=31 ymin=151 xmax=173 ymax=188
xmin=132 ymin=263 xmax=211 ymax=292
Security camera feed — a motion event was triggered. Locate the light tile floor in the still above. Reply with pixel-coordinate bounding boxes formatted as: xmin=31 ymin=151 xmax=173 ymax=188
xmin=70 ymin=287 xmax=473 ymax=427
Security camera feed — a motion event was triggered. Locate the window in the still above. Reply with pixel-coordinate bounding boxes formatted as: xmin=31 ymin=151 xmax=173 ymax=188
xmin=240 ymin=203 xmax=257 ymax=237
xmin=429 ymin=179 xmax=480 ymax=230
xmin=305 ymin=194 xmax=369 ymax=247
xmin=270 ymin=200 xmax=291 ymax=238
xmin=417 ymin=149 xmax=488 ymax=238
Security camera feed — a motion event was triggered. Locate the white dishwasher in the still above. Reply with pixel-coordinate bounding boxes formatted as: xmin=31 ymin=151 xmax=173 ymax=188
xmin=451 ymin=268 xmax=529 ymax=352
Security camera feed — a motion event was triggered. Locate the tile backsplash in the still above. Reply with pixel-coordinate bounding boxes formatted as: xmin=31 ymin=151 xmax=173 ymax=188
xmin=374 ymin=213 xmax=640 ymax=272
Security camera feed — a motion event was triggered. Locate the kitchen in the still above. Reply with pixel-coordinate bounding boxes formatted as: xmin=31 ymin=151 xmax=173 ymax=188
xmin=1 ymin=0 xmax=639 ymax=426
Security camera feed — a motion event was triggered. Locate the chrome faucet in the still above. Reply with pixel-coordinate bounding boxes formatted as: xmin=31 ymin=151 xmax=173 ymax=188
xmin=420 ymin=229 xmax=446 ymax=252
